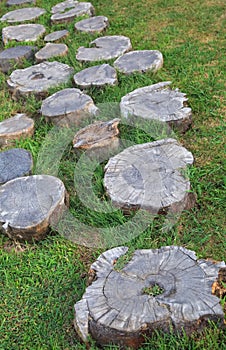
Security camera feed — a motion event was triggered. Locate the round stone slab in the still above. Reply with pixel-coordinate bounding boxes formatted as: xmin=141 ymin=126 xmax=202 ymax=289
xmin=35 ymin=43 xmax=68 ymax=63
xmin=73 ymin=64 xmax=117 ymax=89
xmin=0 ymin=45 xmax=37 ymax=73
xmin=120 ymin=82 xmax=192 ymax=132
xmin=2 ymin=24 xmax=46 ymax=45
xmin=0 ymin=175 xmax=68 ymax=242
xmin=75 ymin=16 xmax=109 ymax=33
xmin=104 ymin=138 xmax=195 ymax=213
xmin=0 ymin=7 xmax=46 ymax=23
xmin=0 ymin=148 xmax=33 ymax=184
xmin=114 ymin=50 xmax=163 ymax=74
xmin=51 ymin=2 xmax=95 ymax=24
xmin=7 ymin=61 xmax=74 ymax=99
xmin=44 ymin=30 xmax=69 ymax=42
xmin=0 ymin=114 xmax=34 ymax=146
xmin=7 ymin=0 xmax=36 ymax=5
xmin=41 ymin=88 xmax=99 ymax=126
xmin=51 ymin=0 xmax=79 ymax=13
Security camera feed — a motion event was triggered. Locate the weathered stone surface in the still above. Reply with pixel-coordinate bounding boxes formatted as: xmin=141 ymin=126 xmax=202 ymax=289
xmin=114 ymin=50 xmax=163 ymax=74
xmin=35 ymin=43 xmax=68 ymax=63
xmin=0 ymin=7 xmax=46 ymax=23
xmin=0 ymin=148 xmax=33 ymax=184
xmin=74 ymin=246 xmax=225 ymax=348
xmin=7 ymin=61 xmax=73 ymax=99
xmin=75 ymin=16 xmax=108 ymax=33
xmin=2 ymin=24 xmax=45 ymax=45
xmin=0 ymin=45 xmax=37 ymax=73
xmin=7 ymin=0 xmax=36 ymax=5
xmin=41 ymin=88 xmax=98 ymax=126
xmin=76 ymin=35 xmax=132 ymax=62
xmin=0 ymin=175 xmax=68 ymax=242
xmin=0 ymin=114 xmax=34 ymax=146
xmin=73 ymin=64 xmax=117 ymax=89
xmin=44 ymin=30 xmax=69 ymax=42
xmin=104 ymin=138 xmax=195 ymax=214
xmin=51 ymin=2 xmax=95 ymax=24
xmin=51 ymin=0 xmax=78 ymax=13
xmin=120 ymin=82 xmax=192 ymax=132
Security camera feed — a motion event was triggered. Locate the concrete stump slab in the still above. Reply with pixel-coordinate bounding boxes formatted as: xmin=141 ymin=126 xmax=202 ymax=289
xmin=7 ymin=0 xmax=36 ymax=5
xmin=0 ymin=45 xmax=37 ymax=73
xmin=51 ymin=0 xmax=79 ymax=13
xmin=51 ymin=2 xmax=95 ymax=24
xmin=0 ymin=113 xmax=34 ymax=146
xmin=75 ymin=16 xmax=109 ymax=33
xmin=2 ymin=24 xmax=46 ymax=45
xmin=73 ymin=64 xmax=117 ymax=89
xmin=0 ymin=7 xmax=46 ymax=23
xmin=35 ymin=43 xmax=68 ymax=62
xmin=44 ymin=30 xmax=69 ymax=42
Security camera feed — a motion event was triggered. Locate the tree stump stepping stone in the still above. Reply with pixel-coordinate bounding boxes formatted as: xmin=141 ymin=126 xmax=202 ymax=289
xmin=74 ymin=16 xmax=109 ymax=34
xmin=104 ymin=138 xmax=195 ymax=214
xmin=120 ymin=82 xmax=192 ymax=132
xmin=0 ymin=148 xmax=33 ymax=184
xmin=41 ymin=88 xmax=98 ymax=127
xmin=73 ymin=64 xmax=117 ymax=89
xmin=76 ymin=35 xmax=132 ymax=62
xmin=0 ymin=175 xmax=68 ymax=242
xmin=7 ymin=61 xmax=74 ymax=99
xmin=0 ymin=7 xmax=46 ymax=23
xmin=114 ymin=50 xmax=163 ymax=74
xmin=51 ymin=1 xmax=95 ymax=24
xmin=44 ymin=30 xmax=69 ymax=42
xmin=35 ymin=43 xmax=68 ymax=63
xmin=7 ymin=0 xmax=36 ymax=5
xmin=74 ymin=246 xmax=225 ymax=348
xmin=0 ymin=113 xmax=34 ymax=147
xmin=0 ymin=45 xmax=37 ymax=73
xmin=2 ymin=24 xmax=46 ymax=45
xmin=51 ymin=0 xmax=79 ymax=13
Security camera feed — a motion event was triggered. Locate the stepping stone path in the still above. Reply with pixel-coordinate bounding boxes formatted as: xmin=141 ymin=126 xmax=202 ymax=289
xmin=0 ymin=148 xmax=33 ymax=184
xmin=0 ymin=114 xmax=34 ymax=146
xmin=35 ymin=43 xmax=68 ymax=63
xmin=0 ymin=45 xmax=37 ymax=73
xmin=76 ymin=35 xmax=132 ymax=62
xmin=74 ymin=16 xmax=109 ymax=33
xmin=7 ymin=61 xmax=73 ymax=99
xmin=0 ymin=175 xmax=68 ymax=242
xmin=2 ymin=24 xmax=46 ymax=45
xmin=51 ymin=1 xmax=95 ymax=24
xmin=120 ymin=82 xmax=192 ymax=132
xmin=44 ymin=30 xmax=69 ymax=42
xmin=7 ymin=0 xmax=36 ymax=5
xmin=0 ymin=7 xmax=46 ymax=23
xmin=73 ymin=64 xmax=117 ymax=89
xmin=114 ymin=50 xmax=163 ymax=74
xmin=74 ymin=246 xmax=225 ymax=348
xmin=104 ymin=138 xmax=195 ymax=213
xmin=41 ymin=88 xmax=98 ymax=126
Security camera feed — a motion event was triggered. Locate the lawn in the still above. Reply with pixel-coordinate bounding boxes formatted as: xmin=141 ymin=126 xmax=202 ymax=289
xmin=0 ymin=0 xmax=225 ymax=349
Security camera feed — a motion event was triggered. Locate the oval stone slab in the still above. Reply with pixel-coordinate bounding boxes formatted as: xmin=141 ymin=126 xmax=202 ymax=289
xmin=0 ymin=45 xmax=37 ymax=73
xmin=76 ymin=35 xmax=132 ymax=62
xmin=7 ymin=0 xmax=36 ymax=5
xmin=41 ymin=88 xmax=99 ymax=126
xmin=0 ymin=148 xmax=33 ymax=184
xmin=51 ymin=2 xmax=95 ymax=24
xmin=73 ymin=64 xmax=117 ymax=89
xmin=35 ymin=43 xmax=68 ymax=62
xmin=114 ymin=50 xmax=163 ymax=74
xmin=0 ymin=114 xmax=34 ymax=146
xmin=75 ymin=16 xmax=109 ymax=33
xmin=2 ymin=24 xmax=46 ymax=45
xmin=0 ymin=175 xmax=68 ymax=242
xmin=51 ymin=0 xmax=79 ymax=13
xmin=44 ymin=29 xmax=69 ymax=42
xmin=7 ymin=61 xmax=74 ymax=99
xmin=0 ymin=7 xmax=46 ymax=23
xmin=120 ymin=82 xmax=192 ymax=132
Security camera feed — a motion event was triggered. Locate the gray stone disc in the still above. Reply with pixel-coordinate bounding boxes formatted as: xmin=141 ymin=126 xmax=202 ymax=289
xmin=2 ymin=24 xmax=46 ymax=45
xmin=51 ymin=0 xmax=79 ymax=14
xmin=7 ymin=0 xmax=36 ymax=5
xmin=0 ymin=114 xmax=34 ymax=147
xmin=0 ymin=45 xmax=37 ymax=73
xmin=120 ymin=82 xmax=192 ymax=132
xmin=0 ymin=7 xmax=46 ymax=23
xmin=41 ymin=88 xmax=99 ymax=126
xmin=114 ymin=50 xmax=163 ymax=74
xmin=0 ymin=148 xmax=33 ymax=184
xmin=76 ymin=35 xmax=132 ymax=62
xmin=73 ymin=64 xmax=117 ymax=89
xmin=35 ymin=43 xmax=68 ymax=63
xmin=7 ymin=61 xmax=74 ymax=99
xmin=51 ymin=2 xmax=95 ymax=24
xmin=75 ymin=16 xmax=109 ymax=33
xmin=44 ymin=30 xmax=69 ymax=42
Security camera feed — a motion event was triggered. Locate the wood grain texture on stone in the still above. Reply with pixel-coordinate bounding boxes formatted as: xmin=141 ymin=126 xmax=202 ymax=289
xmin=0 ymin=175 xmax=68 ymax=242
xmin=0 ymin=45 xmax=37 ymax=73
xmin=2 ymin=24 xmax=46 ymax=45
xmin=0 ymin=7 xmax=46 ymax=23
xmin=51 ymin=2 xmax=95 ymax=24
xmin=7 ymin=61 xmax=73 ymax=99
xmin=44 ymin=30 xmax=69 ymax=42
xmin=0 ymin=148 xmax=33 ymax=184
xmin=76 ymin=35 xmax=132 ymax=62
xmin=74 ymin=16 xmax=109 ymax=33
xmin=41 ymin=88 xmax=98 ymax=126
xmin=73 ymin=64 xmax=117 ymax=89
xmin=74 ymin=246 xmax=225 ymax=348
xmin=7 ymin=0 xmax=36 ymax=5
xmin=0 ymin=114 xmax=34 ymax=147
xmin=51 ymin=0 xmax=79 ymax=13
xmin=104 ymin=138 xmax=195 ymax=214
xmin=35 ymin=43 xmax=68 ymax=62
xmin=120 ymin=82 xmax=192 ymax=132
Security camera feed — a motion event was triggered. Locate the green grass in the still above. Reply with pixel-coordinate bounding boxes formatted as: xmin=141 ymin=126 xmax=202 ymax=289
xmin=0 ymin=0 xmax=226 ymax=349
